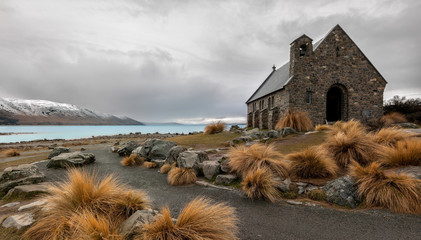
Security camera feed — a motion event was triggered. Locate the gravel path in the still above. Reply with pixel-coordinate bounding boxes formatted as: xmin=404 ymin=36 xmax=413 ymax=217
xmin=35 ymin=145 xmax=421 ymax=240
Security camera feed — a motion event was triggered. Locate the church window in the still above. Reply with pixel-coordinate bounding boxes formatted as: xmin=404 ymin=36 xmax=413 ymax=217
xmin=299 ymin=44 xmax=307 ymax=57
xmin=306 ymin=90 xmax=312 ymax=104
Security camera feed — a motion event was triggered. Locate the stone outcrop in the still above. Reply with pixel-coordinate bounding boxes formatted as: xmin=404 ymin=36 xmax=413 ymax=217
xmin=177 ymin=151 xmax=208 ymax=175
xmin=215 ymin=174 xmax=238 ymax=185
xmin=323 ymin=175 xmax=360 ymax=208
xmin=6 ymin=182 xmax=51 ymax=198
xmin=0 ymin=164 xmax=45 ymax=195
xmin=140 ymin=139 xmax=177 ymax=160
xmin=121 ymin=209 xmax=160 ymax=238
xmin=202 ymin=161 xmax=221 ymax=180
xmin=165 ymin=146 xmax=186 ymax=165
xmin=2 ymin=213 xmax=34 ymax=229
xmin=47 ymin=151 xmax=95 ymax=168
xmin=117 ymin=141 xmax=140 ymax=156
xmin=48 ymin=147 xmax=70 ymax=159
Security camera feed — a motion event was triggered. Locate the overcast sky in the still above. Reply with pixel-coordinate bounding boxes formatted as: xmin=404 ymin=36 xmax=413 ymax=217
xmin=0 ymin=0 xmax=420 ymax=123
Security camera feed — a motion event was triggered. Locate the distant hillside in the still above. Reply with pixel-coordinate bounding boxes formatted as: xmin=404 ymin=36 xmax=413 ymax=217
xmin=0 ymin=98 xmax=143 ymax=125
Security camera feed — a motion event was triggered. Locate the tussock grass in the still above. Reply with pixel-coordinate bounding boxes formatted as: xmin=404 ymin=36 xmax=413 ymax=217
xmin=286 ymin=147 xmax=338 ymax=178
xmin=140 ymin=197 xmax=239 ymax=240
xmin=350 ymin=162 xmax=421 ymax=214
xmin=228 ymin=143 xmax=289 ymax=178
xmin=160 ymin=163 xmax=172 ymax=174
xmin=121 ymin=154 xmax=144 ymax=166
xmin=275 ymin=109 xmax=313 ymax=132
xmin=382 ymin=140 xmax=421 ymax=167
xmin=330 ymin=119 xmax=366 ymax=136
xmin=241 ymin=167 xmax=279 ymax=202
xmin=167 ymin=167 xmax=197 ymax=186
xmin=23 ymin=169 xmax=150 ymax=240
xmin=315 ymin=124 xmax=332 ymax=131
xmin=381 ymin=112 xmax=408 ymax=126
xmin=142 ymin=161 xmax=157 ymax=168
xmin=323 ymin=131 xmax=384 ymax=168
xmin=204 ymin=121 xmax=226 ymax=134
xmin=3 ymin=148 xmax=20 ymax=157
xmin=69 ymin=210 xmax=123 ymax=240
xmin=372 ymin=127 xmax=413 ymax=147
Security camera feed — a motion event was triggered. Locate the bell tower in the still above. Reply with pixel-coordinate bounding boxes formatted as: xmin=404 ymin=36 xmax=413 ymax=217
xmin=289 ymin=34 xmax=313 ymax=77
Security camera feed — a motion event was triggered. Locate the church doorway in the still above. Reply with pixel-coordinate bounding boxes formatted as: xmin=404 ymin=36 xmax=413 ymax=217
xmin=326 ymin=85 xmax=346 ymax=122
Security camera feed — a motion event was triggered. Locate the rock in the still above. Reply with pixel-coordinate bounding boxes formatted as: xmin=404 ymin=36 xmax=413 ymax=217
xmin=215 ymin=174 xmax=237 ymax=185
xmin=231 ymin=136 xmax=252 ymax=145
xmin=286 ymin=200 xmax=303 ymax=205
xmin=121 ymin=209 xmax=159 ymax=237
xmin=0 ymin=164 xmax=45 ymax=195
xmin=275 ymin=178 xmax=291 ymax=192
xmin=18 ymin=200 xmax=47 ymax=211
xmin=395 ymin=122 xmax=419 ymax=129
xmin=229 ymin=125 xmax=240 ymax=131
xmin=117 ymin=141 xmax=140 ymax=156
xmin=1 ymin=202 xmax=20 ymax=208
xmin=80 ymin=147 xmax=86 ymax=151
xmin=393 ymin=166 xmax=421 ymax=179
xmin=2 ymin=213 xmax=34 ymax=229
xmin=323 ymin=175 xmax=360 ymax=208
xmin=165 ymin=146 xmax=186 ymax=165
xmin=151 ymin=159 xmax=165 ymax=168
xmin=177 ymin=151 xmax=209 ymax=174
xmin=47 ymin=152 xmax=95 ymax=168
xmin=47 ymin=147 xmax=70 ymax=159
xmin=131 ymin=146 xmax=143 ymax=156
xmin=6 ymin=182 xmax=51 ymax=198
xmin=141 ymin=139 xmax=177 ymax=160
xmin=267 ymin=130 xmax=280 ymax=138
xmin=111 ymin=146 xmax=119 ymax=153
xmin=48 ymin=144 xmax=57 ymax=149
xmin=281 ymin=127 xmax=298 ymax=136
xmin=220 ymin=157 xmax=231 ymax=173
xmin=202 ymin=161 xmax=221 ymax=180
xmin=243 ymin=128 xmax=261 ymax=138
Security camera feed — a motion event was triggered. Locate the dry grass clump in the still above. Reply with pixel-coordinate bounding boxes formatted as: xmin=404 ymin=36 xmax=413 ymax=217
xmin=228 ymin=143 xmax=289 ymax=178
xmin=275 ymin=109 xmax=313 ymax=132
xmin=381 ymin=112 xmax=408 ymax=126
xmin=286 ymin=147 xmax=338 ymax=178
xmin=167 ymin=167 xmax=197 ymax=186
xmin=382 ymin=140 xmax=421 ymax=167
xmin=330 ymin=119 xmax=366 ymax=136
xmin=350 ymin=162 xmax=421 ymax=214
xmin=160 ymin=163 xmax=173 ymax=174
xmin=140 ymin=197 xmax=239 ymax=240
xmin=241 ymin=167 xmax=279 ymax=202
xmin=24 ymin=169 xmax=150 ymax=240
xmin=3 ymin=148 xmax=20 ymax=157
xmin=121 ymin=154 xmax=144 ymax=166
xmin=142 ymin=161 xmax=157 ymax=168
xmin=315 ymin=124 xmax=332 ymax=131
xmin=323 ymin=131 xmax=383 ymax=168
xmin=372 ymin=127 xmax=413 ymax=147
xmin=204 ymin=121 xmax=226 ymax=134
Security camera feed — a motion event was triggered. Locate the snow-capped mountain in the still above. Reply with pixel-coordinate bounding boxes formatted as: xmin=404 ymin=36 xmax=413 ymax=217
xmin=0 ymin=98 xmax=143 ymax=125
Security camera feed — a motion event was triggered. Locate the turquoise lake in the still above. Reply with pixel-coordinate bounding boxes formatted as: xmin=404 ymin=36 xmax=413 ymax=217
xmin=0 ymin=125 xmax=245 ymax=143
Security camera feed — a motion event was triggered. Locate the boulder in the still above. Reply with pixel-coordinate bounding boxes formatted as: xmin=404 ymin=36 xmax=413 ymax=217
xmin=267 ymin=130 xmax=280 ymax=138
xmin=395 ymin=122 xmax=419 ymax=129
xmin=47 ymin=151 xmax=95 ymax=168
xmin=140 ymin=139 xmax=177 ymax=160
xmin=18 ymin=200 xmax=47 ymax=211
xmin=220 ymin=157 xmax=231 ymax=173
xmin=229 ymin=125 xmax=240 ymax=131
xmin=177 ymin=151 xmax=209 ymax=175
xmin=1 ymin=202 xmax=20 ymax=208
xmin=48 ymin=147 xmax=70 ymax=159
xmin=151 ymin=159 xmax=165 ymax=168
xmin=6 ymin=182 xmax=51 ymax=198
xmin=165 ymin=146 xmax=186 ymax=165
xmin=121 ymin=209 xmax=159 ymax=237
xmin=202 ymin=161 xmax=221 ymax=180
xmin=275 ymin=178 xmax=291 ymax=192
xmin=231 ymin=136 xmax=252 ymax=145
xmin=215 ymin=174 xmax=237 ymax=185
xmin=243 ymin=128 xmax=261 ymax=139
xmin=132 ymin=146 xmax=143 ymax=156
xmin=323 ymin=175 xmax=360 ymax=208
xmin=117 ymin=141 xmax=140 ymax=156
xmin=0 ymin=164 xmax=45 ymax=195
xmin=281 ymin=127 xmax=297 ymax=136
xmin=2 ymin=213 xmax=34 ymax=229
xmin=393 ymin=166 xmax=421 ymax=179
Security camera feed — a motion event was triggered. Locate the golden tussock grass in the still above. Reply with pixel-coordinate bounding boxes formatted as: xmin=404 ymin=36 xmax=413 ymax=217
xmin=167 ymin=167 xmax=197 ymax=186
xmin=228 ymin=143 xmax=289 ymax=178
xmin=381 ymin=112 xmax=408 ymax=126
xmin=160 ymin=163 xmax=173 ymax=174
xmin=140 ymin=197 xmax=239 ymax=240
xmin=330 ymin=119 xmax=366 ymax=137
xmin=142 ymin=161 xmax=157 ymax=168
xmin=204 ymin=121 xmax=226 ymax=134
xmin=3 ymin=148 xmax=20 ymax=157
xmin=24 ymin=168 xmax=150 ymax=240
xmin=323 ymin=131 xmax=384 ymax=168
xmin=121 ymin=154 xmax=145 ymax=166
xmin=350 ymin=162 xmax=421 ymax=214
xmin=382 ymin=140 xmax=421 ymax=167
xmin=315 ymin=124 xmax=332 ymax=131
xmin=372 ymin=127 xmax=413 ymax=147
xmin=275 ymin=109 xmax=313 ymax=132
xmin=241 ymin=167 xmax=279 ymax=202
xmin=286 ymin=147 xmax=338 ymax=179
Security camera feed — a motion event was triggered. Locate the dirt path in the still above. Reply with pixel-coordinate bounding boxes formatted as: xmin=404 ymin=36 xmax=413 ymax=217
xmin=35 ymin=145 xmax=421 ymax=240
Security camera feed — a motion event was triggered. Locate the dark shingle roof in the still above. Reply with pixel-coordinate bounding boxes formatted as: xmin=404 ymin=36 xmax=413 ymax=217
xmin=246 ymin=62 xmax=292 ymax=103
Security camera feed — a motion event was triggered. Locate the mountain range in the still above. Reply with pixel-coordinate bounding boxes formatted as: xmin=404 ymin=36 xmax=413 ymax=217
xmin=0 ymin=98 xmax=143 ymax=125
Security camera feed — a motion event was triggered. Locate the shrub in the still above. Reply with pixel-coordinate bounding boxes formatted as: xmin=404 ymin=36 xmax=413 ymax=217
xmin=350 ymin=162 xmax=421 ymax=214
xmin=160 ymin=163 xmax=172 ymax=174
xmin=121 ymin=154 xmax=144 ymax=166
xmin=286 ymin=147 xmax=338 ymax=178
xmin=372 ymin=127 xmax=413 ymax=147
xmin=382 ymin=140 xmax=421 ymax=167
xmin=380 ymin=112 xmax=408 ymax=126
xmin=384 ymin=95 xmax=421 ymax=123
xmin=142 ymin=161 xmax=157 ymax=168
xmin=275 ymin=108 xmax=313 ymax=132
xmin=315 ymin=124 xmax=332 ymax=131
xmin=24 ymin=169 xmax=150 ymax=240
xmin=228 ymin=143 xmax=289 ymax=178
xmin=241 ymin=167 xmax=279 ymax=202
xmin=167 ymin=167 xmax=197 ymax=186
xmin=330 ymin=119 xmax=366 ymax=137
xmin=140 ymin=197 xmax=239 ymax=240
xmin=3 ymin=148 xmax=20 ymax=157
xmin=323 ymin=131 xmax=384 ymax=168
xmin=204 ymin=121 xmax=226 ymax=134
xmin=309 ymin=189 xmax=327 ymax=201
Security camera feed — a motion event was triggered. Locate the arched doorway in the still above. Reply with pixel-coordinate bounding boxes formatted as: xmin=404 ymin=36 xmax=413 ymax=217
xmin=326 ymin=85 xmax=346 ymax=122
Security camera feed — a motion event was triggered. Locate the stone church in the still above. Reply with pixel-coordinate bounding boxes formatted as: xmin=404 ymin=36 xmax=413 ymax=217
xmin=246 ymin=24 xmax=387 ymax=129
